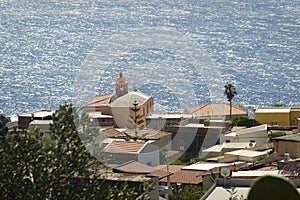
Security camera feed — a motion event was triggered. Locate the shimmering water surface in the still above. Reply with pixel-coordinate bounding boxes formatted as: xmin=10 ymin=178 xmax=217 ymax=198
xmin=1 ymin=0 xmax=299 ymax=116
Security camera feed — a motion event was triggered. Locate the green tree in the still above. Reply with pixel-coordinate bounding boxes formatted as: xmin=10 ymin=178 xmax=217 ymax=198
xmin=0 ymin=114 xmax=9 ymax=140
xmin=224 ymin=84 xmax=237 ymax=120
xmin=171 ymin=184 xmax=205 ymax=200
xmin=127 ymin=100 xmax=144 ymax=141
xmin=0 ymin=104 xmax=149 ymax=199
xmin=247 ymin=175 xmax=300 ymax=200
xmin=231 ymin=116 xmax=261 ymax=128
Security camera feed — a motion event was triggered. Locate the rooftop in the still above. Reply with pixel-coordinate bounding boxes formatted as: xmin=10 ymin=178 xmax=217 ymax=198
xmin=111 ymin=90 xmax=151 ymax=107
xmin=185 ymin=103 xmax=247 ymax=117
xmin=103 ymin=140 xmax=147 ymax=154
xmin=255 ymin=107 xmax=291 ymax=113
xmin=224 ymin=149 xmax=270 ymax=157
xmin=84 ymin=94 xmax=112 ymax=107
xmin=183 ymin=162 xmax=232 ymax=171
xmin=19 ymin=110 xmax=54 ymax=118
xmin=155 ymin=165 xmax=202 ymax=184
xmin=272 ymin=133 xmax=300 ymax=142
xmin=147 ymin=113 xmax=193 ymax=119
xmin=203 ymin=142 xmax=253 ymax=153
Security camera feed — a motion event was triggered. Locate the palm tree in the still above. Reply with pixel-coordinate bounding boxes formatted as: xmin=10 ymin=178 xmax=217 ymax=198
xmin=224 ymin=84 xmax=237 ymax=120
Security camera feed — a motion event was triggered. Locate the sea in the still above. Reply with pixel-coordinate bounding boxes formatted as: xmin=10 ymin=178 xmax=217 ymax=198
xmin=1 ymin=0 xmax=299 ymax=118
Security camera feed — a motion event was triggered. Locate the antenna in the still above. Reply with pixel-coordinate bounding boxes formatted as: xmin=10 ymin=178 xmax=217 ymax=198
xmin=220 ymin=168 xmax=231 ymax=188
xmin=221 ymin=168 xmax=231 ymax=178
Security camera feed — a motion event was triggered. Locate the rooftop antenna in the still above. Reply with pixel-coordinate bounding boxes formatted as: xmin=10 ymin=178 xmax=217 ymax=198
xmin=220 ymin=168 xmax=231 ymax=187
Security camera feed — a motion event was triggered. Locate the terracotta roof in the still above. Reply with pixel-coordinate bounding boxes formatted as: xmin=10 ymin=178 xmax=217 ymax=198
xmin=113 ymin=161 xmax=171 ymax=179
xmin=113 ymin=160 xmax=156 ymax=174
xmin=85 ymin=94 xmax=112 ymax=107
xmin=185 ymin=103 xmax=247 ymax=117
xmin=101 ymin=128 xmax=127 ymax=138
xmin=103 ymin=140 xmax=146 ymax=154
xmin=123 ymin=129 xmax=171 ymax=140
xmin=155 ymin=165 xmax=202 ymax=184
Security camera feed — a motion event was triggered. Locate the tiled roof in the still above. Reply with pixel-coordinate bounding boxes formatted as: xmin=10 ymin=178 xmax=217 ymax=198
xmin=123 ymin=129 xmax=171 ymax=140
xmin=185 ymin=103 xmax=247 ymax=117
xmin=155 ymin=165 xmax=202 ymax=184
xmin=103 ymin=140 xmax=146 ymax=154
xmin=85 ymin=94 xmax=112 ymax=107
xmin=113 ymin=160 xmax=156 ymax=174
xmin=113 ymin=161 xmax=171 ymax=179
xmin=102 ymin=128 xmax=127 ymax=138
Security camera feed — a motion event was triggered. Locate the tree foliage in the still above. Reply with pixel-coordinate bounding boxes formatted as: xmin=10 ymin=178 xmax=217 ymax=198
xmin=224 ymin=84 xmax=237 ymax=120
xmin=171 ymin=184 xmax=205 ymax=200
xmin=231 ymin=116 xmax=261 ymax=128
xmin=0 ymin=104 xmax=149 ymax=199
xmin=247 ymin=175 xmax=300 ymax=200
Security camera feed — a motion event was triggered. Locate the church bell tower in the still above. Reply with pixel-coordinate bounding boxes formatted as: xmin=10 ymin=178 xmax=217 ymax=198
xmin=115 ymin=72 xmax=128 ymax=97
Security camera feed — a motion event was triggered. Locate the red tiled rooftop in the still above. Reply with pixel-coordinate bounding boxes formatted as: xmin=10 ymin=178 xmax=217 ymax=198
xmin=123 ymin=129 xmax=171 ymax=140
xmin=185 ymin=103 xmax=247 ymax=117
xmin=102 ymin=128 xmax=127 ymax=138
xmin=155 ymin=165 xmax=202 ymax=184
xmin=113 ymin=161 xmax=171 ymax=179
xmin=103 ymin=140 xmax=146 ymax=154
xmin=113 ymin=160 xmax=156 ymax=174
xmin=85 ymin=94 xmax=112 ymax=107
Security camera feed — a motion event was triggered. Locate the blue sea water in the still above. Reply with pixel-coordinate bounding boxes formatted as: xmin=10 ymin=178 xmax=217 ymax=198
xmin=0 ymin=0 xmax=299 ymax=116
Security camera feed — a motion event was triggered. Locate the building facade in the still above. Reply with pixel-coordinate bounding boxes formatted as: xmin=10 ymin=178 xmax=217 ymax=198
xmin=254 ymin=106 xmax=300 ymax=126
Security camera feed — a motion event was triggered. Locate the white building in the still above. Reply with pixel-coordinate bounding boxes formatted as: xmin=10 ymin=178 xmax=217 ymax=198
xmin=220 ymin=124 xmax=268 ymax=146
xmin=102 ymin=140 xmax=160 ymax=166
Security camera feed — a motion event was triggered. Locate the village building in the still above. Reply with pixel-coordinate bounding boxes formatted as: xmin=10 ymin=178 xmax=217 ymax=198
xmin=220 ymin=124 xmax=268 ymax=146
xmin=201 ymin=142 xmax=253 ymax=158
xmin=83 ymin=72 xmax=154 ymax=128
xmin=101 ymin=140 xmax=160 ymax=166
xmin=18 ymin=109 xmax=54 ymax=129
xmin=184 ymin=103 xmax=248 ymax=120
xmin=254 ymin=106 xmax=300 ymax=127
xmin=273 ymin=134 xmax=300 ymax=158
xmin=100 ymin=127 xmax=172 ymax=150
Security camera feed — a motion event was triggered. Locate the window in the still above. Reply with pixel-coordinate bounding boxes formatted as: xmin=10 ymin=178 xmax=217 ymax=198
xmin=225 ymin=140 xmax=231 ymax=143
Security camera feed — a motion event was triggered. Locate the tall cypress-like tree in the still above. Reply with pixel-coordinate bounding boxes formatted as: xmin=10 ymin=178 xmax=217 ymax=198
xmin=224 ymin=84 xmax=237 ymax=120
xmin=127 ymin=100 xmax=144 ymax=141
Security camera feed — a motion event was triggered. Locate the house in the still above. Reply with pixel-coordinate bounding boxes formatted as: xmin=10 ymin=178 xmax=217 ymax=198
xmin=83 ymin=72 xmax=154 ymax=128
xmin=273 ymin=134 xmax=300 ymax=158
xmin=28 ymin=120 xmax=52 ymax=133
xmin=221 ymin=149 xmax=270 ymax=163
xmin=155 ymin=165 xmax=203 ymax=185
xmin=100 ymin=127 xmax=172 ymax=150
xmin=91 ymin=164 xmax=160 ymax=200
xmin=184 ymin=103 xmax=248 ymax=120
xmin=220 ymin=124 xmax=268 ymax=146
xmin=146 ymin=112 xmax=193 ymax=130
xmin=202 ymin=142 xmax=253 ymax=158
xmin=181 ymin=162 xmax=245 ymax=190
xmin=102 ymin=140 xmax=160 ymax=166
xmin=170 ymin=123 xmax=224 ymax=161
xmin=18 ymin=110 xmax=54 ymax=129
xmin=87 ymin=112 xmax=114 ymax=127
xmin=254 ymin=106 xmax=300 ymax=126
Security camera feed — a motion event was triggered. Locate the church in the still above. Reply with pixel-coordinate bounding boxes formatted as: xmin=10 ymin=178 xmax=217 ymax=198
xmin=83 ymin=72 xmax=154 ymax=128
